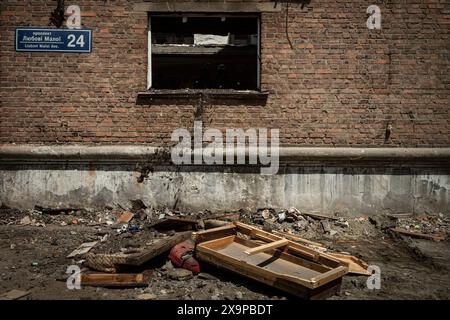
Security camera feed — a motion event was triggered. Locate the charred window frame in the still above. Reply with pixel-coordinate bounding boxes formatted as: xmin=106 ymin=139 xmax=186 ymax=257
xmin=147 ymin=14 xmax=260 ymax=91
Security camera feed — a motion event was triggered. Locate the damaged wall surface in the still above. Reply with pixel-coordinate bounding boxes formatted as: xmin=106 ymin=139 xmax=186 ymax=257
xmin=1 ymin=163 xmax=448 ymax=214
xmin=0 ymin=0 xmax=449 ymax=213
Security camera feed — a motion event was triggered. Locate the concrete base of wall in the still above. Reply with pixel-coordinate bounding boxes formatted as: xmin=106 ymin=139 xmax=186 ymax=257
xmin=1 ymin=164 xmax=449 ymax=215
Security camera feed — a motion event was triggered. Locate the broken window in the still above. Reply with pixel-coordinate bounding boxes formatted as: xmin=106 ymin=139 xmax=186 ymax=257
xmin=148 ymin=15 xmax=260 ymax=90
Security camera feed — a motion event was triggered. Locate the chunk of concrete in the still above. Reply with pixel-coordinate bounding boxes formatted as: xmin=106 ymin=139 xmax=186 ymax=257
xmin=167 ymin=268 xmax=193 ymax=281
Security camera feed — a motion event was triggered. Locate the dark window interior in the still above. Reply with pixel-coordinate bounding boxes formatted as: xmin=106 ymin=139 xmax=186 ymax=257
xmin=150 ymin=16 xmax=259 ymax=90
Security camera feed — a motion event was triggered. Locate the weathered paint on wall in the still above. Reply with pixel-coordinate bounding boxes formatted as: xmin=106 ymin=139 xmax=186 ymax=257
xmin=1 ymin=165 xmax=448 ymax=214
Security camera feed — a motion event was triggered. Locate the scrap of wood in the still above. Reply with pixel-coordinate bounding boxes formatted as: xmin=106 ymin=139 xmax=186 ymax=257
xmin=117 ymin=211 xmax=134 ymax=223
xmin=302 ymin=212 xmax=339 ymax=221
xmin=0 ymin=289 xmax=31 ymax=300
xmin=272 ymin=230 xmax=325 ymax=248
xmin=310 ymin=266 xmax=348 ymax=288
xmin=193 ymin=224 xmax=236 ymax=244
xmin=390 ymin=228 xmax=445 ymax=241
xmin=67 ymin=241 xmax=98 ymax=258
xmin=80 ymin=273 xmax=146 ymax=287
xmin=325 ymin=253 xmax=370 ymax=276
xmin=244 ymin=239 xmax=289 ymax=255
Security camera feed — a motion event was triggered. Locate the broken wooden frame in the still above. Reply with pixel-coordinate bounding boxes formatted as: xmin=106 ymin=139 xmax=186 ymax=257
xmin=85 ymin=231 xmax=192 ymax=272
xmin=193 ymin=222 xmax=348 ymax=299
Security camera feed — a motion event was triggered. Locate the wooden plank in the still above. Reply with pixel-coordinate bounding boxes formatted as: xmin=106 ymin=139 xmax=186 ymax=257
xmin=310 ymin=266 xmax=348 ymax=288
xmin=326 ymin=253 xmax=371 ymax=276
xmin=302 ymin=212 xmax=339 ymax=221
xmin=192 ymin=224 xmax=236 ymax=244
xmin=81 ymin=273 xmax=146 ymax=288
xmin=244 ymin=239 xmax=289 ymax=255
xmin=309 ymin=278 xmax=342 ymax=300
xmin=272 ymin=231 xmax=325 ymax=248
xmin=390 ymin=228 xmax=445 ymax=241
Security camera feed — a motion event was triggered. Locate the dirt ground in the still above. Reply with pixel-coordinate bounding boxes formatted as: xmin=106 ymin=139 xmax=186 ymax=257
xmin=0 ymin=208 xmax=449 ymax=300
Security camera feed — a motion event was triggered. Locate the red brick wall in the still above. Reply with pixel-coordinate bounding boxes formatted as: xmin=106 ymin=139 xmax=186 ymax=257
xmin=1 ymin=0 xmax=449 ymax=146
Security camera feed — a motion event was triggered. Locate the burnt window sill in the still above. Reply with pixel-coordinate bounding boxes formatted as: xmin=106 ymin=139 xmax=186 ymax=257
xmin=137 ymin=89 xmax=269 ymax=103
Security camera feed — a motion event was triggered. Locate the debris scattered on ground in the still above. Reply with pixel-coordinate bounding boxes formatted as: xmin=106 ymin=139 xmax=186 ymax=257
xmin=0 ymin=205 xmax=448 ymax=300
xmin=136 ymin=293 xmax=157 ymax=300
xmin=390 ymin=228 xmax=445 ymax=242
xmin=19 ymin=216 xmax=32 ymax=225
xmin=369 ymin=214 xmax=397 ymax=230
xmin=167 ymin=268 xmax=194 ymax=281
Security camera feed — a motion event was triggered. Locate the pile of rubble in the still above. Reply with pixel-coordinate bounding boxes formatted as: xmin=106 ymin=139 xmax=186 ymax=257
xmin=242 ymin=207 xmax=374 ymax=240
xmin=368 ymin=212 xmax=449 ymax=242
xmin=1 ymin=202 xmax=448 ymax=299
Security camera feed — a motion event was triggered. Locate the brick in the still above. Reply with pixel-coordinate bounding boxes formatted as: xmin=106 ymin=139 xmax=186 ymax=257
xmin=0 ymin=0 xmax=448 ymax=147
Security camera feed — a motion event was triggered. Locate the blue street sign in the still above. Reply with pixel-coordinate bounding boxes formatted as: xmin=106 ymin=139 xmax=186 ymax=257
xmin=15 ymin=28 xmax=92 ymax=53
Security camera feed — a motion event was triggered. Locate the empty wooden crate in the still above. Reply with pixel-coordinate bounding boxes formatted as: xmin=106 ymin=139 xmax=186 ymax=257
xmin=194 ymin=222 xmax=348 ymax=299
